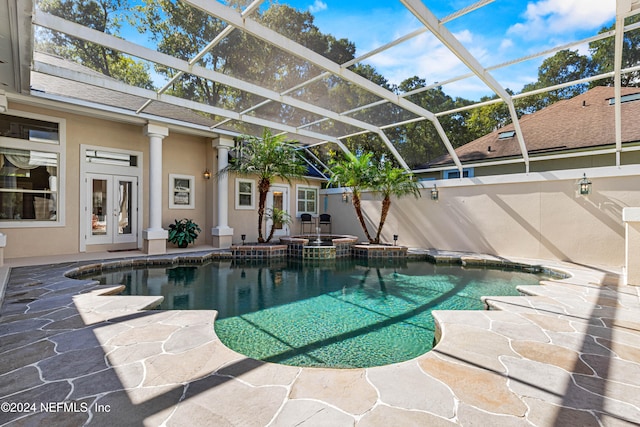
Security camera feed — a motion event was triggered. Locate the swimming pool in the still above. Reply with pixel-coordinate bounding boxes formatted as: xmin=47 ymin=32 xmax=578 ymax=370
xmin=87 ymin=259 xmax=545 ymax=368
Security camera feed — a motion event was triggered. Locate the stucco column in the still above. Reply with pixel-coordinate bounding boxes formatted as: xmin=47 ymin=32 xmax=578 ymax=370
xmin=0 ymin=233 xmax=6 ymax=267
xmin=212 ymin=136 xmax=235 ymax=248
xmin=623 ymin=207 xmax=640 ymax=286
xmin=143 ymin=123 xmax=169 ymax=254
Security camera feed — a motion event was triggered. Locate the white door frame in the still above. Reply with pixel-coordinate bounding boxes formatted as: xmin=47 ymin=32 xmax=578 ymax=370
xmin=266 ymin=184 xmax=290 ymax=237
xmin=85 ymin=173 xmax=138 ymax=246
xmin=80 ymin=145 xmax=143 ymax=252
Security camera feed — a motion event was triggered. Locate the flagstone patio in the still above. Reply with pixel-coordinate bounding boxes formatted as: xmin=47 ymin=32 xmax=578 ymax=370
xmin=1 ymin=250 xmax=639 ymax=426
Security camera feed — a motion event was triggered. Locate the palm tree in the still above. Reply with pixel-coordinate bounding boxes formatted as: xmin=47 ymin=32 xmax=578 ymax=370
xmin=328 ymin=152 xmax=376 ymax=243
xmin=329 ymin=152 xmax=421 ymax=244
xmin=371 ymin=161 xmax=421 ymax=244
xmin=221 ymin=128 xmax=307 ymax=243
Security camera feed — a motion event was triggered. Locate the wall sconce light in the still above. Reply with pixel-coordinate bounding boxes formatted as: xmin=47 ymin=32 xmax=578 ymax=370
xmin=342 ymin=191 xmax=349 ymax=203
xmin=393 ymin=234 xmax=398 ymax=246
xmin=579 ymin=173 xmax=592 ymax=195
xmin=203 ymin=169 xmax=211 ymax=180
xmin=430 ymin=184 xmax=439 ymax=200
xmin=241 ymin=234 xmax=246 ymax=245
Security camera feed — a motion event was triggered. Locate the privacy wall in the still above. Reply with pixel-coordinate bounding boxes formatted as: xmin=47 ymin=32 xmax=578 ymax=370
xmin=326 ymin=167 xmax=640 ymax=268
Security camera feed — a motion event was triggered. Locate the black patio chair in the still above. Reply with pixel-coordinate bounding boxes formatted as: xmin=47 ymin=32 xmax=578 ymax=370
xmin=318 ymin=213 xmax=331 ymax=234
xmin=300 ymin=213 xmax=314 ymax=234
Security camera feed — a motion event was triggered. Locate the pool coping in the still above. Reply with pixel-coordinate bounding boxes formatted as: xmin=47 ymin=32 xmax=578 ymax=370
xmin=1 ymin=249 xmax=639 ymax=425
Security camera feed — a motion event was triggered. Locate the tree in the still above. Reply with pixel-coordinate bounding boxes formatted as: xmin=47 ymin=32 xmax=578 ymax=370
xmin=466 ymin=94 xmax=513 ymax=138
xmin=221 ymin=128 xmax=307 ymax=243
xmin=371 ymin=161 xmax=421 ymax=244
xmin=519 ymin=50 xmax=593 ymax=113
xmin=589 ymin=14 xmax=640 ymax=87
xmin=327 ymin=152 xmax=376 ymax=242
xmin=37 ymin=0 xmax=154 ymax=89
xmin=328 ymin=152 xmax=420 ymax=244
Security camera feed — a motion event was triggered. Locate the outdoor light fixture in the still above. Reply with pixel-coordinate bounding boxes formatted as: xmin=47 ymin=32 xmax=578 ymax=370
xmin=203 ymin=169 xmax=211 ymax=180
xmin=241 ymin=234 xmax=246 ymax=245
xmin=579 ymin=173 xmax=592 ymax=195
xmin=393 ymin=234 xmax=398 ymax=245
xmin=431 ymin=184 xmax=439 ymax=200
xmin=342 ymin=191 xmax=349 ymax=203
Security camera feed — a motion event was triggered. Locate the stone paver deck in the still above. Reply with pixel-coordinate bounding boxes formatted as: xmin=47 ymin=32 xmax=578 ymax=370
xmin=1 ymin=250 xmax=639 ymax=426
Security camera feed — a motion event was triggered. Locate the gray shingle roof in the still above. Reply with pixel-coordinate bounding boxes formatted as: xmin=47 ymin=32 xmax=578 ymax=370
xmin=427 ymin=86 xmax=640 ymax=167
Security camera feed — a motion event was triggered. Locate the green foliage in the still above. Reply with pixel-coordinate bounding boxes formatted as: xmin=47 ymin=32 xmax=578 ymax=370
xmin=466 ymin=98 xmax=512 ymax=138
xmin=35 ymin=0 xmax=640 ymax=170
xmin=372 ymin=161 xmax=421 ymax=201
xmin=328 ymin=152 xmax=420 ymax=243
xmin=36 ymin=0 xmax=154 ymax=89
xmin=589 ymin=14 xmax=640 ymax=88
xmin=519 ymin=50 xmax=593 ymax=113
xmin=265 ymin=207 xmax=293 ymax=243
xmin=167 ymin=218 xmax=201 ymax=247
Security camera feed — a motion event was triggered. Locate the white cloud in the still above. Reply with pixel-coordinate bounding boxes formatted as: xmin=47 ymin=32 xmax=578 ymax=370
xmin=500 ymin=39 xmax=514 ymax=50
xmin=508 ymin=0 xmax=616 ymax=38
xmin=367 ymin=32 xmax=470 ymax=85
xmin=309 ymin=0 xmax=327 ymax=14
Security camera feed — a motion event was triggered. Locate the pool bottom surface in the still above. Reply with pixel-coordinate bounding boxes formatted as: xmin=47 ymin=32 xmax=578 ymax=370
xmin=90 ymin=259 xmax=543 ymax=368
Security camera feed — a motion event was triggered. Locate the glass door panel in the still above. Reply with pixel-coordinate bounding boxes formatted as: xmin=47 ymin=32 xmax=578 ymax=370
xmin=89 ymin=176 xmax=110 ymax=244
xmin=266 ymin=185 xmax=289 ymax=237
xmin=116 ymin=179 xmax=133 ymax=239
xmin=87 ymin=174 xmax=137 ymax=245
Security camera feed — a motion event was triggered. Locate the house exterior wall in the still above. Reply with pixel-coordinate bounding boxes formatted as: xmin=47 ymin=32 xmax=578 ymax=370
xmin=225 ymin=176 xmax=323 ymax=244
xmin=1 ymin=101 xmax=211 ymax=259
xmin=2 ymin=100 xmax=637 ymax=268
xmin=326 ymin=166 xmax=640 ymax=268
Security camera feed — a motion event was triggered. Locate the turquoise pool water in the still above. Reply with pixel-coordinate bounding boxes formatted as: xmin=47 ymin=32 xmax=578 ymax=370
xmin=88 ymin=259 xmax=544 ymax=368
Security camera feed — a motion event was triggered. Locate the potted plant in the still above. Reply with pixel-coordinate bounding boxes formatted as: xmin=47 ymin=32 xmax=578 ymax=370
xmin=265 ymin=207 xmax=292 ymax=243
xmin=168 ymin=218 xmax=201 ymax=248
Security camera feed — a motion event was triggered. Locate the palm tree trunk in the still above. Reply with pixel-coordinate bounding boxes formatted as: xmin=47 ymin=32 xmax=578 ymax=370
xmin=265 ymin=223 xmax=276 ymax=243
xmin=374 ymin=196 xmax=391 ymax=244
xmin=257 ymin=178 xmax=270 ymax=243
xmin=352 ymin=193 xmax=374 ymax=243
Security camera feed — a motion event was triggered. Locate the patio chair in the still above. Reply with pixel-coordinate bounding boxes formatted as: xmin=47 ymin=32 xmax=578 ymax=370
xmin=318 ymin=213 xmax=331 ymax=234
xmin=300 ymin=213 xmax=314 ymax=234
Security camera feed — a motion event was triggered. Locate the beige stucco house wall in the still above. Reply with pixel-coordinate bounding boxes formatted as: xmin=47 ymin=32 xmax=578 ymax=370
xmin=0 ymin=101 xmax=324 ymax=259
xmin=2 ymin=100 xmax=639 ymax=268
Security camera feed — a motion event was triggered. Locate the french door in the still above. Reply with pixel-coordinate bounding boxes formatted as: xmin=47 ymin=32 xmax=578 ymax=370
xmin=266 ymin=184 xmax=289 ymax=237
xmin=87 ymin=174 xmax=137 ymax=245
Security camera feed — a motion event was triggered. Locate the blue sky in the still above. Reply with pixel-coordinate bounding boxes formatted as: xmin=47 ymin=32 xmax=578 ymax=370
xmin=284 ymin=0 xmax=617 ymax=100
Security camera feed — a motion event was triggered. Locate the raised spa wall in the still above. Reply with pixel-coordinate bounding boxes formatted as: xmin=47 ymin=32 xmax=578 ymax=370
xmin=230 ymin=235 xmax=410 ymax=260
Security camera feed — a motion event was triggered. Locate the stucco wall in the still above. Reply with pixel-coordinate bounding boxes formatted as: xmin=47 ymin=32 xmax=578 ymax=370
xmin=326 ymin=169 xmax=640 ymax=268
xmin=225 ymin=176 xmax=323 ymax=244
xmin=1 ymin=102 xmax=211 ymax=259
xmin=2 ymin=101 xmax=638 ymax=267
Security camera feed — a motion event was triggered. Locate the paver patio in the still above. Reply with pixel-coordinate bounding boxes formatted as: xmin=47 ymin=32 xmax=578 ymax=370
xmin=1 ymin=250 xmax=639 ymax=426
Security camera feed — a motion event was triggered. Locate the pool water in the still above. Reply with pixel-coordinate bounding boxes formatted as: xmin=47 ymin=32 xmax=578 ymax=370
xmin=88 ymin=259 xmax=544 ymax=368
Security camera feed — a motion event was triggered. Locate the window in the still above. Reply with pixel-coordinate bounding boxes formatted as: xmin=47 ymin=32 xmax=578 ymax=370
xmin=86 ymin=149 xmax=138 ymax=166
xmin=608 ymin=93 xmax=640 ymax=105
xmin=169 ymin=174 xmax=194 ymax=209
xmin=498 ymin=130 xmax=515 ymax=139
xmin=297 ymin=185 xmax=318 ymax=215
xmin=235 ymin=178 xmax=255 ymax=210
xmin=0 ymin=112 xmax=64 ymax=225
xmin=443 ymin=168 xmax=474 ymax=179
